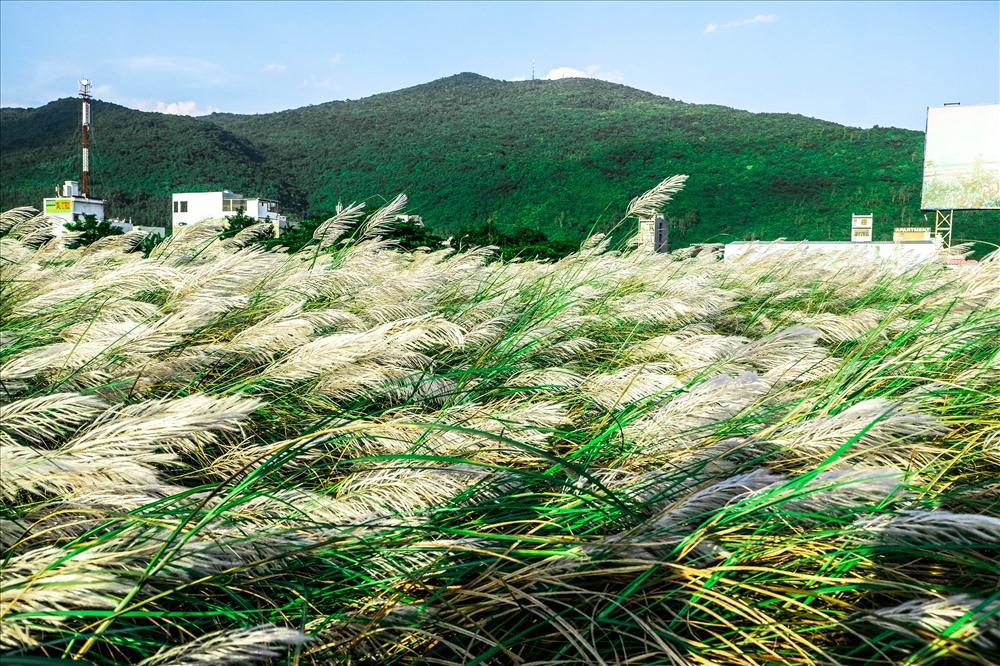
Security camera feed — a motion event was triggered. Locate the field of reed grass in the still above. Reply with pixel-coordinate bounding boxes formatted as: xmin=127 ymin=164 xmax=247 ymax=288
xmin=1 ymin=180 xmax=999 ymax=665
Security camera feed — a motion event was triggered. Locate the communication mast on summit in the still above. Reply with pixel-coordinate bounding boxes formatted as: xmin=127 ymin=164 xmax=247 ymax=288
xmin=80 ymin=78 xmax=92 ymax=197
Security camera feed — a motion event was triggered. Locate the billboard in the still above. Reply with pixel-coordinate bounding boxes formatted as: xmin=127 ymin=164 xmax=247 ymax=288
xmin=920 ymin=104 xmax=1000 ymax=210
xmin=44 ymin=199 xmax=72 ymax=213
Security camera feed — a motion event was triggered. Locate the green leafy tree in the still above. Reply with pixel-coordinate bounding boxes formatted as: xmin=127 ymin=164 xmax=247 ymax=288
xmin=387 ymin=219 xmax=445 ymax=251
xmin=262 ymin=216 xmax=322 ymax=253
xmin=63 ymin=214 xmax=124 ymax=247
xmin=222 ymin=206 xmax=266 ymax=240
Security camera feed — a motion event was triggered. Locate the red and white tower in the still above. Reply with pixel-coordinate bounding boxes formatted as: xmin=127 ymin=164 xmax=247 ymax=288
xmin=80 ymin=78 xmax=92 ymax=198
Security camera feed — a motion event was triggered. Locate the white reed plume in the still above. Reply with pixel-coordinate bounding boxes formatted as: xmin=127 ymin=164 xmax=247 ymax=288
xmin=532 ymin=336 xmax=599 ymax=363
xmin=206 ymin=433 xmax=326 ymax=479
xmin=727 ymin=326 xmax=827 ymax=373
xmin=223 ymin=301 xmax=364 ymax=364
xmin=504 ymin=367 xmax=585 ymax=394
xmin=632 ymin=332 xmax=750 ymax=375
xmin=611 ymin=284 xmax=733 ymax=327
xmin=359 ymin=192 xmax=408 ymax=240
xmin=91 ymin=299 xmax=165 ymax=324
xmin=127 ymin=345 xmax=227 ymax=396
xmin=402 ymin=400 xmax=571 ymax=461
xmin=755 ymin=467 xmax=910 ymax=515
xmin=147 ymin=220 xmax=226 ymax=263
xmin=960 ymin=249 xmax=1000 ymax=308
xmin=85 ymin=229 xmax=150 ymax=254
xmin=624 ymin=372 xmax=774 ymax=454
xmin=851 ymin=510 xmax=1000 ymax=548
xmin=0 ymin=206 xmax=39 ymax=235
xmin=1 ymin=442 xmax=165 ymax=500
xmin=314 ymin=356 xmax=435 ymax=402
xmin=9 ymin=280 xmax=96 ymax=318
xmin=334 ymin=463 xmax=494 ymax=519
xmin=137 ymin=624 xmax=310 ymax=666
xmin=167 ymin=247 xmax=288 ymax=305
xmin=138 ymin=523 xmax=316 ymax=580
xmin=575 ymin=232 xmax=612 ymax=259
xmin=1 ymin=312 xmax=210 ymax=389
xmin=363 ymin=299 xmax=437 ymax=325
xmin=236 ymin=487 xmax=353 ymax=523
xmin=261 ymin=316 xmax=464 ymax=385
xmin=0 ymin=238 xmax=36 ymax=272
xmin=313 ymin=200 xmax=366 ymax=250
xmin=220 ymin=222 xmax=275 ymax=250
xmin=983 ymin=430 xmax=1000 ymax=465
xmin=655 ymin=468 xmax=788 ymax=526
xmin=0 ymin=392 xmax=108 ymax=448
xmin=580 ymin=364 xmax=680 ymax=410
xmin=381 ymin=373 xmax=457 ymax=406
xmin=649 ymin=466 xmax=910 ymax=528
xmin=91 ymin=260 xmax=185 ymax=299
xmin=863 ymin=595 xmax=1000 ymax=650
xmin=1 ymin=545 xmax=132 ymax=649
xmin=76 ymin=394 xmax=263 ymax=455
xmin=4 ymin=213 xmax=58 ymax=247
xmin=625 ymin=175 xmax=688 ymax=220
xmin=1 ymin=394 xmax=261 ymax=500
xmin=768 ymin=398 xmax=950 ymax=468
xmin=788 ymin=308 xmax=886 ymax=343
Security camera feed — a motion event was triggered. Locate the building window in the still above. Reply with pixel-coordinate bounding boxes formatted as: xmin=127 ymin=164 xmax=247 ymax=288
xmin=178 ymin=201 xmax=188 ymax=213
xmin=173 ymin=201 xmax=178 ymax=213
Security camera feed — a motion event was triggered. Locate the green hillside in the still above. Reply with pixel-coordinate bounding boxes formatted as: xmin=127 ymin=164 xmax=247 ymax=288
xmin=2 ymin=72 xmax=996 ymax=250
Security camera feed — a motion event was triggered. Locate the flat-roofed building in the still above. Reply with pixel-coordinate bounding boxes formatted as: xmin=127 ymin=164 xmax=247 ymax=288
xmin=171 ymin=190 xmax=290 ymax=236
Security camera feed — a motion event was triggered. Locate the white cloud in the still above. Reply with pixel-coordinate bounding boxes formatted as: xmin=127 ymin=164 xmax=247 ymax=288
xmin=262 ymin=63 xmax=287 ymax=74
xmin=509 ymin=75 xmax=529 ymax=82
xmin=330 ymin=53 xmax=343 ymax=66
xmin=704 ymin=14 xmax=777 ymax=34
xmin=134 ymin=99 xmax=220 ymax=116
xmin=543 ymin=66 xmax=624 ymax=84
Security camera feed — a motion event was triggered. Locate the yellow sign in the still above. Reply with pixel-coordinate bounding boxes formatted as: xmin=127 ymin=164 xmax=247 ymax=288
xmin=45 ymin=199 xmax=72 ymax=213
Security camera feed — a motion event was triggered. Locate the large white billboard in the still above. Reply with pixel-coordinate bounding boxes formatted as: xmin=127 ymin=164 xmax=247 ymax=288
xmin=920 ymin=104 xmax=1000 ymax=210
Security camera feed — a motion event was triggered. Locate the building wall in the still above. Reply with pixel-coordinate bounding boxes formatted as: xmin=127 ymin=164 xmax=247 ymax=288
xmin=724 ymin=241 xmax=938 ymax=264
xmin=172 ymin=192 xmax=224 ymax=231
xmin=172 ymin=192 xmax=289 ymax=235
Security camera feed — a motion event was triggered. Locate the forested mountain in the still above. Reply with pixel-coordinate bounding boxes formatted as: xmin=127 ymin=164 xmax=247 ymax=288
xmin=2 ymin=72 xmax=996 ymax=250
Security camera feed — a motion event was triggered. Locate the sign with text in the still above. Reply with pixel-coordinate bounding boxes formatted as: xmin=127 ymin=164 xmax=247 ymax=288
xmin=45 ymin=199 xmax=72 ymax=213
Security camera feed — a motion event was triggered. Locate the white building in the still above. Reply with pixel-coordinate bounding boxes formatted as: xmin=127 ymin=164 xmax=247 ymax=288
xmin=851 ymin=213 xmax=873 ymax=243
xmin=723 ymin=240 xmax=939 ymax=265
xmin=637 ymin=216 xmax=669 ymax=253
xmin=42 ymin=181 xmax=108 ymax=234
xmin=171 ymin=190 xmax=289 ymax=236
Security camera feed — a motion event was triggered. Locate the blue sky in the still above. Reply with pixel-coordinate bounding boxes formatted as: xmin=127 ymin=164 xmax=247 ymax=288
xmin=1 ymin=1 xmax=997 ymax=130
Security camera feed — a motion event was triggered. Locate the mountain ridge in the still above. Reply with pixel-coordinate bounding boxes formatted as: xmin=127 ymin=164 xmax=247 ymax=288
xmin=2 ymin=73 xmax=996 ymax=251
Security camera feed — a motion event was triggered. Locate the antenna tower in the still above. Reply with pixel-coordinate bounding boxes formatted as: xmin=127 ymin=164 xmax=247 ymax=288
xmin=80 ymin=78 xmax=91 ymax=197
